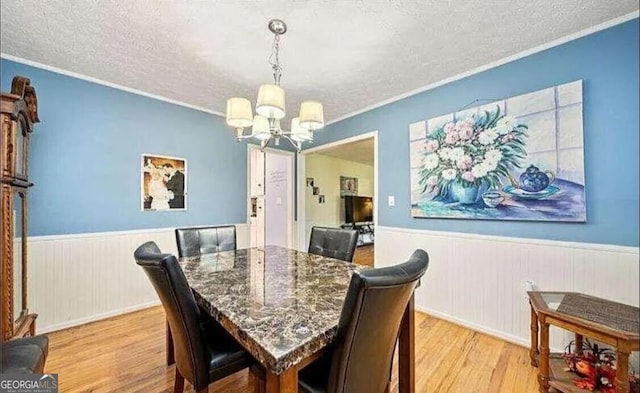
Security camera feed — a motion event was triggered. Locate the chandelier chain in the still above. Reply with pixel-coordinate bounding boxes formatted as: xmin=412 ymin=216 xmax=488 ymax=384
xmin=269 ymin=34 xmax=283 ymax=85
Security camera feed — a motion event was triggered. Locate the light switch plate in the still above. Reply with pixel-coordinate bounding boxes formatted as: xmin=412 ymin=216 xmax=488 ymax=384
xmin=388 ymin=196 xmax=395 ymax=206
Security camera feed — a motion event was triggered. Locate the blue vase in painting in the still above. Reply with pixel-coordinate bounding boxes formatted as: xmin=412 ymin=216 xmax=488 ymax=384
xmin=450 ymin=181 xmax=487 ymax=204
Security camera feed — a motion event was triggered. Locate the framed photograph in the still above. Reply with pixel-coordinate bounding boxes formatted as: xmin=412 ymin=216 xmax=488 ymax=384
xmin=306 ymin=177 xmax=315 ymax=187
xmin=313 ymin=186 xmax=320 ymax=196
xmin=141 ymin=154 xmax=187 ymax=211
xmin=319 ymin=195 xmax=325 ymax=204
xmin=340 ymin=176 xmax=358 ymax=196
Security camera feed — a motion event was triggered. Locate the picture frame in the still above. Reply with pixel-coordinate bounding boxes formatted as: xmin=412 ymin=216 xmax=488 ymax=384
xmin=410 ymin=80 xmax=586 ymax=222
xmin=313 ymin=186 xmax=320 ymax=195
xmin=306 ymin=177 xmax=315 ymax=187
xmin=340 ymin=176 xmax=358 ymax=196
xmin=141 ymin=154 xmax=187 ymax=211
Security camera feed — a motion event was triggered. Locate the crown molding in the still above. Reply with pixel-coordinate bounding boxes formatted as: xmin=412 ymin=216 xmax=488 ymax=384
xmin=0 ymin=52 xmax=225 ymax=117
xmin=326 ymin=11 xmax=639 ymax=126
xmin=2 ymin=11 xmax=637 ymax=123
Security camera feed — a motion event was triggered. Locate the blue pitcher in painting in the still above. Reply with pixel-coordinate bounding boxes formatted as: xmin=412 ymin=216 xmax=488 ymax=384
xmin=511 ymin=165 xmax=555 ymax=192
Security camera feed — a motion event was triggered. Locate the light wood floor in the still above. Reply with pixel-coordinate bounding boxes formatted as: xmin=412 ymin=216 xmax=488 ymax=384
xmin=353 ymin=244 xmax=374 ymax=266
xmin=45 ymin=306 xmax=539 ymax=392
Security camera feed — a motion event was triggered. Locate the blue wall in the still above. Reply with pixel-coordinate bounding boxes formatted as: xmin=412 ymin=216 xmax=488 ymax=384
xmin=1 ymin=60 xmax=248 ymax=236
xmin=311 ymin=19 xmax=639 ymax=247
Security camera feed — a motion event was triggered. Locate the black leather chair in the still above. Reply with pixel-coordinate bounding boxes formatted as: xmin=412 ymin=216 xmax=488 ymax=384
xmin=175 ymin=225 xmax=237 ymax=258
xmin=298 ymin=249 xmax=429 ymax=393
xmin=134 ymin=241 xmax=259 ymax=393
xmin=0 ymin=335 xmax=49 ymax=374
xmin=308 ymin=226 xmax=359 ymax=263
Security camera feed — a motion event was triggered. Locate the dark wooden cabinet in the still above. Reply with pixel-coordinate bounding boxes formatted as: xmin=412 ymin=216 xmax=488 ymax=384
xmin=1 ymin=76 xmax=40 ymax=342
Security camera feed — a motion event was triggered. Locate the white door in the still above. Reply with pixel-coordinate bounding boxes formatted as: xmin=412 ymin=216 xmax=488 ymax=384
xmin=264 ymin=151 xmax=293 ymax=248
xmin=248 ymin=146 xmax=294 ymax=248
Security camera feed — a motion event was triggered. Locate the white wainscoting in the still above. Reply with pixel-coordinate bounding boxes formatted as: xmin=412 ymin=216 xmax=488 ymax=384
xmin=376 ymin=226 xmax=640 ymax=354
xmin=22 ymin=224 xmax=249 ymax=333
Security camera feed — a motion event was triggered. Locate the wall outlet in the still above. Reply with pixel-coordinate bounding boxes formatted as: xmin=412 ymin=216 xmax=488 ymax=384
xmin=388 ymin=196 xmax=395 ymax=206
xmin=524 ymin=280 xmax=536 ymax=298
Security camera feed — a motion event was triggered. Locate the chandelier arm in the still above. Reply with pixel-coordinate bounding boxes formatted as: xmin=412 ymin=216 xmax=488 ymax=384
xmin=260 ymin=136 xmax=271 ymax=152
xmin=281 ymin=134 xmax=302 ymax=152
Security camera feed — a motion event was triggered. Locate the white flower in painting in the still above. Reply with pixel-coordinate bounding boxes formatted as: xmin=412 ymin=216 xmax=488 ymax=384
xmin=425 ymin=139 xmax=439 ymax=153
xmin=449 ymin=147 xmax=465 ymax=163
xmin=478 ymin=128 xmax=499 ymax=145
xmin=441 ymin=168 xmax=458 ymax=180
xmin=483 ymin=159 xmax=498 ymax=172
xmin=484 ymin=149 xmax=503 ymax=165
xmin=444 ymin=131 xmax=459 ymax=145
xmin=457 ymin=155 xmax=472 ymax=170
xmin=495 ymin=115 xmax=519 ymax=135
xmin=423 ymin=154 xmax=440 ymax=170
xmin=438 ymin=147 xmax=452 ymax=161
xmin=471 ymin=163 xmax=490 ymax=178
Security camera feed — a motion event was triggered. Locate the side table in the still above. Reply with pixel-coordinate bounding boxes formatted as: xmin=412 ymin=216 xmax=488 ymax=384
xmin=528 ymin=291 xmax=639 ymax=393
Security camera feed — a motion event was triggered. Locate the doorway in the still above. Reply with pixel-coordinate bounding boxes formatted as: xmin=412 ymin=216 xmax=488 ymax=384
xmin=297 ymin=131 xmax=378 ymax=266
xmin=248 ymin=145 xmax=295 ymax=248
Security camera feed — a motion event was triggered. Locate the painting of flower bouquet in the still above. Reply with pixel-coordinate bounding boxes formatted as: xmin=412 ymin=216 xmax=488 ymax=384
xmin=410 ymin=80 xmax=586 ymax=222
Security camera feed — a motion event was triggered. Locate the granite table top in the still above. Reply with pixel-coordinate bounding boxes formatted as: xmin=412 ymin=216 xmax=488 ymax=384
xmin=179 ymin=245 xmax=367 ymax=374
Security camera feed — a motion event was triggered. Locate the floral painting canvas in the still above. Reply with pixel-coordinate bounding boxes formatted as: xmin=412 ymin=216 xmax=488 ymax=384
xmin=410 ymin=80 xmax=586 ymax=222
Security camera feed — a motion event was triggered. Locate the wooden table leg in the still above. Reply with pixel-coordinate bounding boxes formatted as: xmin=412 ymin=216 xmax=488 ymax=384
xmin=538 ymin=318 xmax=550 ymax=393
xmin=574 ymin=333 xmax=583 ymax=355
xmin=399 ymin=294 xmax=415 ymax=393
xmin=166 ymin=320 xmax=175 ymax=366
xmin=616 ymin=348 xmax=630 ymax=393
xmin=530 ymin=303 xmax=539 ymax=367
xmin=265 ymin=367 xmax=297 ymax=393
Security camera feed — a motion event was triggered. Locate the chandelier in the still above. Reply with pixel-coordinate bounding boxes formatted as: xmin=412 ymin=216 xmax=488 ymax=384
xmin=225 ymin=19 xmax=324 ymax=151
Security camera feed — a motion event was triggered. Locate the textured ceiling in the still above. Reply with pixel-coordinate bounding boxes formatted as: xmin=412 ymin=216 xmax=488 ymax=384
xmin=1 ymin=1 xmax=638 ymax=124
xmin=315 ymin=138 xmax=375 ymax=166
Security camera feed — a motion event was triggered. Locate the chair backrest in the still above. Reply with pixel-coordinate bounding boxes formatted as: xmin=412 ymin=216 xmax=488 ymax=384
xmin=308 ymin=226 xmax=359 ymax=263
xmin=134 ymin=241 xmax=208 ymax=388
xmin=175 ymin=225 xmax=237 ymax=258
xmin=326 ymin=249 xmax=429 ymax=393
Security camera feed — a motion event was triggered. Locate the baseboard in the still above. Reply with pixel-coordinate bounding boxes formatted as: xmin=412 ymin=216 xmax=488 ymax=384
xmin=415 ymin=305 xmax=565 ymax=353
xmin=38 ymin=300 xmax=160 ymax=334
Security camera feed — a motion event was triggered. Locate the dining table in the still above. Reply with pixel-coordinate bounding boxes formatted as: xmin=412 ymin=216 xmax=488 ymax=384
xmin=176 ymin=245 xmax=417 ymax=393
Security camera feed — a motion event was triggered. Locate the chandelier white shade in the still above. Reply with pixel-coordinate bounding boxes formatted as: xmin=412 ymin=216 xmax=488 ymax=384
xmin=299 ymin=101 xmax=324 ymax=130
xmin=224 ymin=19 xmax=324 ymax=151
xmin=225 ymin=97 xmax=253 ymax=128
xmin=290 ymin=117 xmax=313 ymax=142
xmin=256 ymin=84 xmax=286 ymax=120
xmin=251 ymin=115 xmax=271 ymax=140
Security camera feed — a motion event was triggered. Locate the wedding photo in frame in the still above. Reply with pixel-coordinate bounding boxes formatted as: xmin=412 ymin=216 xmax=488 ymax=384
xmin=141 ymin=154 xmax=187 ymax=211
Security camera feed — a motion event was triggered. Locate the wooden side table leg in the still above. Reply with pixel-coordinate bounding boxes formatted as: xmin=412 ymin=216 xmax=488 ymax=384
xmin=538 ymin=319 xmax=550 ymax=393
xmin=574 ymin=333 xmax=583 ymax=355
xmin=530 ymin=303 xmax=539 ymax=367
xmin=616 ymin=349 xmax=630 ymax=393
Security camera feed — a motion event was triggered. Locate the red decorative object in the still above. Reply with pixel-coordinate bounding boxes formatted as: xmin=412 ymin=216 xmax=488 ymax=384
xmin=563 ymin=339 xmax=640 ymax=392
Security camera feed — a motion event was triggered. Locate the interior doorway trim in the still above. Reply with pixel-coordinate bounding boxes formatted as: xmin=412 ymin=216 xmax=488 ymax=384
xmin=296 ymin=131 xmax=379 ymax=265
